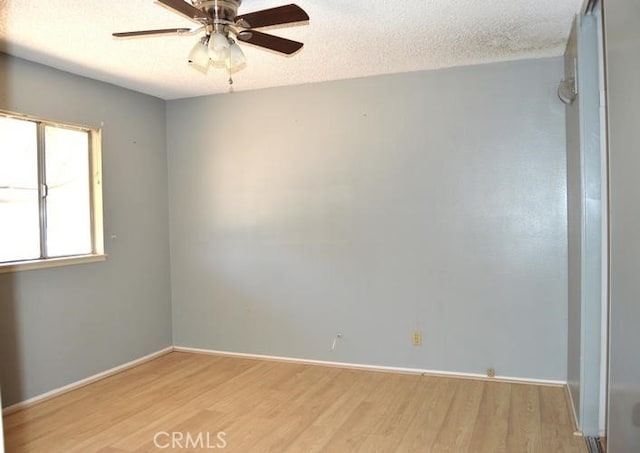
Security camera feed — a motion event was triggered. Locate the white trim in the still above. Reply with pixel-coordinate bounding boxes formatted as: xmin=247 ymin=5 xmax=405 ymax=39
xmin=2 ymin=346 xmax=569 ymax=416
xmin=2 ymin=347 xmax=173 ymax=415
xmin=0 ymin=254 xmax=107 ymax=274
xmin=565 ymin=383 xmax=583 ymax=435
xmin=90 ymin=128 xmax=104 ymax=256
xmin=173 ymin=346 xmax=567 ymax=387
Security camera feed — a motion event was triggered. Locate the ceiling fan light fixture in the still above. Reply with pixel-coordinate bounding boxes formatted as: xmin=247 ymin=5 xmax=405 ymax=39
xmin=113 ymin=2 xmax=309 ymax=81
xmin=208 ymin=31 xmax=230 ymax=65
xmin=188 ymin=36 xmax=211 ymax=72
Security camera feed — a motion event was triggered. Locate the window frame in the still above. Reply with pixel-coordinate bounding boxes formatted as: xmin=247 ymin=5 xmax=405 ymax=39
xmin=0 ymin=109 xmax=105 ymax=273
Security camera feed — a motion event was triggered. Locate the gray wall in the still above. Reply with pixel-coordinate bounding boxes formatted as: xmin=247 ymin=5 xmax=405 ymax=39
xmin=0 ymin=54 xmax=173 ymax=407
xmin=167 ymin=57 xmax=569 ymax=380
xmin=604 ymin=0 xmax=640 ymax=450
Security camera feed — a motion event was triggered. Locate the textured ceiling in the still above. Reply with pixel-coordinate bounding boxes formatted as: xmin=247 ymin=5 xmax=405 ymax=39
xmin=0 ymin=0 xmax=583 ymax=100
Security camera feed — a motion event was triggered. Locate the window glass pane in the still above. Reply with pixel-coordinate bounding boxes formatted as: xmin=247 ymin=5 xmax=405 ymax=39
xmin=0 ymin=116 xmax=41 ymax=262
xmin=44 ymin=125 xmax=92 ymax=257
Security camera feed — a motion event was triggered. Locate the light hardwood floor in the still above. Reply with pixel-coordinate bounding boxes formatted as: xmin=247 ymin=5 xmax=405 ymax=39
xmin=4 ymin=352 xmax=586 ymax=452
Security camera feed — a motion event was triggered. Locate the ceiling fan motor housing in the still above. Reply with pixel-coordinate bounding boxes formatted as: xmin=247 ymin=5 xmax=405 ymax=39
xmin=194 ymin=0 xmax=241 ymax=23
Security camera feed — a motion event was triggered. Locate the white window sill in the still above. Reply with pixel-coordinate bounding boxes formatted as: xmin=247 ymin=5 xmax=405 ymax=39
xmin=0 ymin=254 xmax=107 ymax=274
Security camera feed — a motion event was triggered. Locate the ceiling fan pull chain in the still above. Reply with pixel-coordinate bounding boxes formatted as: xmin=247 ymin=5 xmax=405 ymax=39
xmin=227 ymin=68 xmax=235 ymax=93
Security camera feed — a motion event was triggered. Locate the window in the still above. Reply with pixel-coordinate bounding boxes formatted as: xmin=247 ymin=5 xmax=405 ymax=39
xmin=0 ymin=111 xmax=104 ymax=272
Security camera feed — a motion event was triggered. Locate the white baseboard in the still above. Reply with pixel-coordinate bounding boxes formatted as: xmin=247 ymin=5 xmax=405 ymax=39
xmin=173 ymin=346 xmax=567 ymax=387
xmin=3 ymin=345 xmax=568 ymax=415
xmin=2 ymin=346 xmax=174 ymax=415
xmin=564 ymin=383 xmax=583 ymax=436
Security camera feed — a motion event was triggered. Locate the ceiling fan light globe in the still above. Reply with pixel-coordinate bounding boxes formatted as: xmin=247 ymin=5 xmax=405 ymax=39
xmin=188 ymin=38 xmax=210 ymax=71
xmin=227 ymin=41 xmax=247 ymax=72
xmin=211 ymin=58 xmax=228 ymax=69
xmin=208 ymin=32 xmax=230 ymax=62
xmin=210 ymin=49 xmax=230 ymax=67
xmin=189 ymin=62 xmax=210 ymax=74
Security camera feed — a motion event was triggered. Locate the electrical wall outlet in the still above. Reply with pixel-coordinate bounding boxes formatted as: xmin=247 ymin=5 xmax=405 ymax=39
xmin=412 ymin=330 xmax=422 ymax=346
xmin=486 ymin=368 xmax=496 ymax=378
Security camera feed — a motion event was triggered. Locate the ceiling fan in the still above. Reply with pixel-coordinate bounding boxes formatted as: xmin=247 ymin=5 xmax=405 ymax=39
xmin=113 ymin=0 xmax=309 ymax=76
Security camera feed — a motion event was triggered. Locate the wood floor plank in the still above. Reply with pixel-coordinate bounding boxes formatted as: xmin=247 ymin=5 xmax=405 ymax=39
xmin=468 ymin=381 xmax=511 ymax=453
xmin=507 ymin=383 xmax=543 ymax=452
xmin=539 ymin=386 xmax=586 ymax=453
xmin=107 ymin=356 xmax=262 ymax=451
xmin=3 ymin=352 xmax=587 ymax=453
xmin=94 ymin=448 xmax=129 ymax=453
xmin=354 ymin=375 xmax=424 ymax=452
xmin=393 ymin=376 xmax=456 ymax=452
xmin=429 ymin=379 xmax=485 ymax=452
xmin=281 ymin=370 xmax=387 ymax=452
xmin=243 ymin=368 xmax=355 ymax=452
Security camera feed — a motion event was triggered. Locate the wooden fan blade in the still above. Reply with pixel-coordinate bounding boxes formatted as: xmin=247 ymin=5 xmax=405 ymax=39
xmin=157 ymin=0 xmax=209 ymax=22
xmin=235 ymin=4 xmax=309 ymax=29
xmin=237 ymin=30 xmax=303 ymax=55
xmin=113 ymin=28 xmax=192 ymax=37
